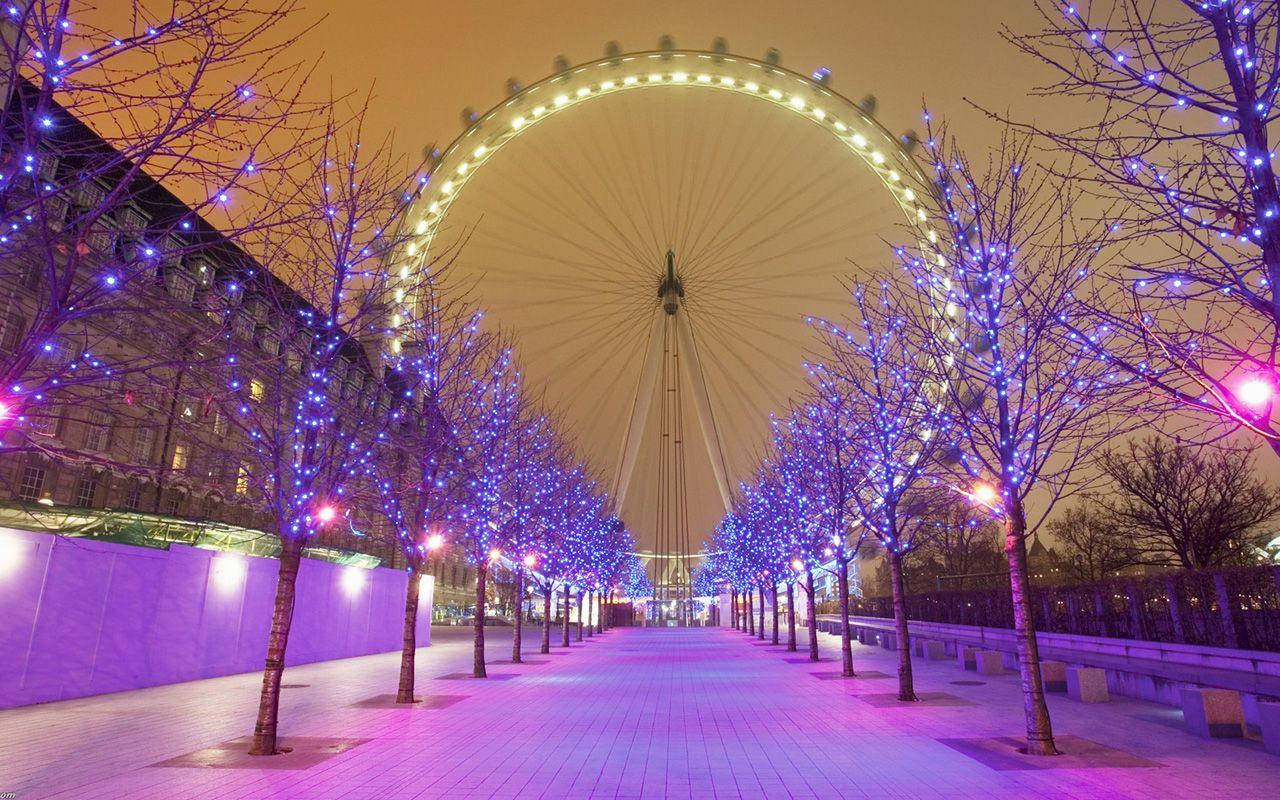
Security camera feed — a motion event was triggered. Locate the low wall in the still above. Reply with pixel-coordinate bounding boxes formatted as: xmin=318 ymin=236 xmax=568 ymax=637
xmin=812 ymin=613 xmax=1280 ymax=726
xmin=0 ymin=528 xmax=431 ymax=709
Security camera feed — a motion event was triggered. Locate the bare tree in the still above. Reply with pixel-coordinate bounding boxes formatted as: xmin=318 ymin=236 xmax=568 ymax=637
xmin=0 ymin=2 xmax=317 ymax=465
xmin=1098 ymin=436 xmax=1280 ymax=568
xmin=193 ymin=105 xmax=422 ymax=755
xmin=366 ymin=279 xmax=496 ymax=702
xmin=897 ymin=126 xmax=1140 ymax=755
xmin=812 ymin=283 xmax=955 ymax=701
xmin=1046 ymin=503 xmax=1140 ymax=582
xmin=1007 ymin=2 xmax=1280 ymax=458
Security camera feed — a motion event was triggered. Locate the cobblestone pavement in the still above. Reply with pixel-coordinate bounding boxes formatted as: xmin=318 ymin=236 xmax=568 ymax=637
xmin=1 ymin=624 xmax=1275 ymax=799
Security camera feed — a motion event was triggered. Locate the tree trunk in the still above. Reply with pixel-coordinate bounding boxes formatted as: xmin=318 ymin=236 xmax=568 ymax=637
xmin=250 ymin=537 xmax=303 ymax=755
xmin=576 ymin=591 xmax=584 ymax=641
xmin=512 ymin=567 xmax=523 ymax=664
xmin=747 ymin=590 xmax=755 ymax=636
xmin=731 ymin=592 xmax=739 ymax=630
xmin=562 ymin=589 xmax=571 ymax=647
xmin=396 ymin=568 xmax=421 ymax=703
xmin=1006 ymin=504 xmax=1058 ymax=756
xmin=806 ymin=569 xmax=818 ymax=662
xmin=757 ymin=585 xmax=766 ymax=640
xmin=838 ymin=559 xmax=855 ymax=678
xmin=888 ymin=550 xmax=916 ymax=702
xmin=587 ymin=591 xmax=595 ymax=636
xmin=771 ymin=582 xmax=779 ymax=645
xmin=541 ymin=586 xmax=552 ymax=654
xmin=473 ymin=561 xmax=487 ymax=678
xmin=786 ymin=581 xmax=797 ymax=651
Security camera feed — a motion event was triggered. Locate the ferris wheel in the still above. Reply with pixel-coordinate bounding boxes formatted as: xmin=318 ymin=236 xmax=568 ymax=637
xmin=390 ymin=38 xmax=941 ymax=614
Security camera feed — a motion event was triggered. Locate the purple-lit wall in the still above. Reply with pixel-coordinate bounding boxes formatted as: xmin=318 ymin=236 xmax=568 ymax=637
xmin=0 ymin=528 xmax=431 ymax=709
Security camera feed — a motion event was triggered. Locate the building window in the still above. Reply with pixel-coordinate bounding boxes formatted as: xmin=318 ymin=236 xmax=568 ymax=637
xmin=18 ymin=465 xmax=46 ymax=502
xmin=75 ymin=473 xmax=98 ymax=507
xmin=82 ymin=411 xmax=109 ymax=452
xmin=0 ymin=309 xmax=24 ymax=353
xmin=133 ymin=427 xmax=155 ymax=463
xmin=124 ymin=481 xmax=141 ymax=510
xmin=234 ymin=463 xmax=250 ymax=495
xmin=171 ymin=442 xmax=189 ymax=471
xmin=164 ymin=493 xmax=180 ymax=516
xmin=249 ymin=379 xmax=264 ymax=402
xmin=212 ymin=411 xmax=228 ymax=436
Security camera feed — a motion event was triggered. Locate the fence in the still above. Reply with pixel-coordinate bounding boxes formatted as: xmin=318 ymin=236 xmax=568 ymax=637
xmin=841 ymin=565 xmax=1280 ymax=652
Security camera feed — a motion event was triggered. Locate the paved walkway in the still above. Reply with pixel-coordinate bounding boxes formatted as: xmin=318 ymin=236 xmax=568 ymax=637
xmin=1 ymin=624 xmax=1276 ymax=799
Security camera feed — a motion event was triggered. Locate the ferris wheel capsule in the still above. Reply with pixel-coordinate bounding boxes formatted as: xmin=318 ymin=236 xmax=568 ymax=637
xmin=711 ymin=37 xmax=728 ymax=60
xmin=604 ymin=40 xmax=622 ymax=64
xmin=858 ymin=94 xmax=878 ymax=115
xmin=553 ymin=54 xmax=571 ymax=75
xmin=658 ymin=34 xmax=675 ymax=58
xmin=459 ymin=107 xmax=479 ymax=130
xmin=764 ymin=48 xmax=781 ymax=66
xmin=900 ymin=130 xmax=921 ymax=154
xmin=505 ymin=77 xmax=523 ymax=97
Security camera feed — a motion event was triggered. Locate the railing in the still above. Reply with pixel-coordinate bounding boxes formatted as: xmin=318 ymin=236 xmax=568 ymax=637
xmin=839 ymin=565 xmax=1280 ymax=652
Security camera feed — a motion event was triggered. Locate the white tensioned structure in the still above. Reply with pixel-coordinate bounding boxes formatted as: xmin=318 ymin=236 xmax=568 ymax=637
xmin=390 ymin=48 xmax=943 ymax=351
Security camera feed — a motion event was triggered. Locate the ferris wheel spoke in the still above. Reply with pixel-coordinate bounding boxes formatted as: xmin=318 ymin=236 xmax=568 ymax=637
xmin=469 ymin=161 xmax=652 ymax=279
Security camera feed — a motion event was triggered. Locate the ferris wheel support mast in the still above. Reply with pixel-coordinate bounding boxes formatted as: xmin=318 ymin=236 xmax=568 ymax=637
xmin=611 ymin=251 xmax=734 ymax=516
xmin=610 ymin=311 xmax=665 ymax=509
xmin=674 ymin=310 xmax=733 ymax=513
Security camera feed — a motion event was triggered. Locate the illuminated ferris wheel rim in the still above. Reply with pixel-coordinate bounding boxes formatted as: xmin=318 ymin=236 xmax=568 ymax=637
xmin=391 ymin=47 xmax=946 ymax=336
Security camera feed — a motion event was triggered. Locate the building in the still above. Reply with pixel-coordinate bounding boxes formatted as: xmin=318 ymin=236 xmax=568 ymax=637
xmin=0 ymin=81 xmax=481 ymax=603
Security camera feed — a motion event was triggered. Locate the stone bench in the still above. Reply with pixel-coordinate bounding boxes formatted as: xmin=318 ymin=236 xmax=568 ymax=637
xmin=958 ymin=646 xmax=978 ymax=671
xmin=1040 ymin=660 xmax=1067 ymax=693
xmin=923 ymin=640 xmax=948 ymax=661
xmin=1180 ymin=688 xmax=1244 ymax=739
xmin=1067 ymin=666 xmax=1109 ymax=703
xmin=880 ymin=631 xmax=897 ymax=651
xmin=1260 ymin=701 xmax=1280 ymax=756
xmin=975 ymin=650 xmax=1003 ymax=675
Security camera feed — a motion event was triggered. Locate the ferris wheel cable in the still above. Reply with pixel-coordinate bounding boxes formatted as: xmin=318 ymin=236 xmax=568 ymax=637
xmin=678 ymin=123 xmax=843 ymax=273
xmin=529 ymin=125 xmax=678 ymax=275
xmin=674 ymin=119 xmax=825 ymax=277
xmin=523 ymin=302 xmax=655 ymax=375
xmin=455 ymin=227 xmax=650 ymax=284
xmin=474 ymin=142 xmax=655 ymax=276
xmin=681 ymin=312 xmax=798 ymax=424
xmin=557 ymin=117 xmax=678 ymax=271
xmin=454 ymin=177 xmax=651 ymax=282
xmin=682 ymin=175 xmax=868 ymax=287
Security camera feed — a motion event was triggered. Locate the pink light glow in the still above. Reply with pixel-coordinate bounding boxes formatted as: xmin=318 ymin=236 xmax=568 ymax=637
xmin=315 ymin=504 xmax=337 ymax=524
xmin=426 ymin=533 xmax=445 ymax=550
xmin=523 ymin=554 xmax=537 ymax=567
xmin=1237 ymin=376 xmax=1273 ymax=408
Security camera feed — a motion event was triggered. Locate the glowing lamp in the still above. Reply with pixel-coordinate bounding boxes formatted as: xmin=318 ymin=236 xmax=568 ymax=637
xmin=341 ymin=566 xmax=365 ymax=595
xmin=791 ymin=558 xmax=804 ymax=572
xmin=823 ymin=548 xmax=833 ymax=558
xmin=1237 ymin=377 xmax=1273 ymax=407
xmin=972 ymin=483 xmax=998 ymax=505
xmin=488 ymin=547 xmax=501 ymax=562
xmin=0 ymin=400 xmax=9 ymax=420
xmin=315 ymin=504 xmax=337 ymax=524
xmin=523 ymin=554 xmax=537 ymax=567
xmin=0 ymin=532 xmax=24 ymax=576
xmin=426 ymin=533 xmax=445 ymax=550
xmin=211 ymin=555 xmax=246 ymax=592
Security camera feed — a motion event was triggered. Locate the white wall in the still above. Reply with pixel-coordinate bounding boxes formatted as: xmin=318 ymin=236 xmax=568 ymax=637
xmin=0 ymin=528 xmax=431 ymax=708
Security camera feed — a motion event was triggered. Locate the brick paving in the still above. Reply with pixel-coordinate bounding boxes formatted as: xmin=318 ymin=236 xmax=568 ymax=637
xmin=1 ymin=624 xmax=1276 ymax=799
